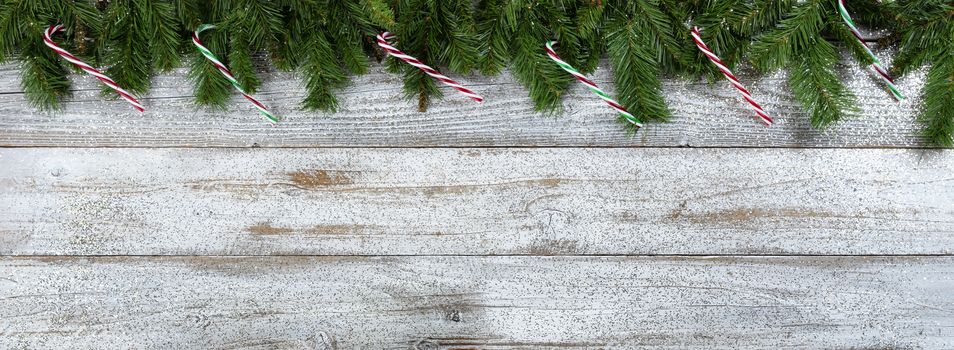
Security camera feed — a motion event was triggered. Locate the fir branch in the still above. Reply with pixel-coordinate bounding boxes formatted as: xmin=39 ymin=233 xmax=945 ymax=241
xmin=625 ymin=0 xmax=691 ymax=75
xmin=174 ymin=0 xmax=200 ymax=29
xmin=845 ymin=0 xmax=895 ymax=29
xmin=478 ymin=0 xmax=597 ymax=113
xmin=605 ymin=14 xmax=670 ymax=125
xmin=285 ymin=0 xmax=369 ymax=112
xmin=227 ymin=33 xmax=260 ymax=94
xmin=890 ymin=0 xmax=950 ymax=77
xmin=788 ymin=39 xmax=858 ymax=128
xmin=920 ymin=57 xmax=954 ymax=146
xmin=574 ymin=1 xmax=605 ymax=74
xmin=145 ymin=0 xmax=181 ymax=72
xmin=102 ymin=0 xmax=155 ymax=94
xmin=391 ymin=0 xmax=476 ymax=111
xmin=737 ymin=0 xmax=795 ymax=35
xmin=222 ymin=0 xmax=284 ymax=51
xmin=19 ymin=41 xmax=71 ymax=110
xmin=751 ymin=0 xmax=860 ymax=127
xmin=2 ymin=0 xmax=101 ymax=109
xmin=827 ymin=18 xmax=874 ymax=67
xmin=685 ymin=0 xmax=742 ymax=79
xmin=352 ymin=0 xmax=396 ymax=30
xmin=475 ymin=0 xmax=513 ymax=75
xmin=440 ymin=0 xmax=479 ymax=74
xmin=188 ymin=25 xmax=231 ymax=107
xmin=601 ymin=0 xmax=687 ymax=125
xmin=300 ymin=30 xmax=348 ymax=112
xmin=890 ymin=0 xmax=953 ymax=146
xmin=750 ymin=0 xmax=826 ymax=72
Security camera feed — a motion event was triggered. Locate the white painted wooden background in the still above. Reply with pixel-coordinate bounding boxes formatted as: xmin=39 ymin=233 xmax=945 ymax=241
xmin=1 ymin=44 xmax=952 ymax=350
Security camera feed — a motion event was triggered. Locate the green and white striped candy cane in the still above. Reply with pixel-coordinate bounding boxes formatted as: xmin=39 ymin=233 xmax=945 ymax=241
xmin=837 ymin=0 xmax=904 ymax=100
xmin=192 ymin=24 xmax=279 ymax=123
xmin=545 ymin=41 xmax=643 ymax=128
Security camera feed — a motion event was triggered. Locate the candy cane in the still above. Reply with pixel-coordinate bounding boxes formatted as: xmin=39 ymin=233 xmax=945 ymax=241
xmin=192 ymin=24 xmax=279 ymax=123
xmin=376 ymin=32 xmax=483 ymax=103
xmin=691 ymin=26 xmax=773 ymax=126
xmin=43 ymin=24 xmax=144 ymax=112
xmin=837 ymin=0 xmax=904 ymax=100
xmin=544 ymin=41 xmax=643 ymax=128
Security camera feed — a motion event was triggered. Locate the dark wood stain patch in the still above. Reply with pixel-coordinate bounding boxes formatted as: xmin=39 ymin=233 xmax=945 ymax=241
xmin=305 ymin=224 xmax=371 ymax=235
xmin=246 ymin=222 xmax=295 ymax=235
xmin=680 ymin=208 xmax=847 ymax=224
xmin=246 ymin=222 xmax=371 ymax=236
xmin=288 ymin=170 xmax=355 ymax=189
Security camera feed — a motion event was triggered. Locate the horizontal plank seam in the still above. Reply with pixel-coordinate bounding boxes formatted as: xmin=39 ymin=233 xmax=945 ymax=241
xmin=0 ymin=145 xmax=946 ymax=150
xmin=3 ymin=254 xmax=954 ymax=258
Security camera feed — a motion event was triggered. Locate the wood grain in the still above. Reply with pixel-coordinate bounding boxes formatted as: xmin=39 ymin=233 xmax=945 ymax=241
xmin=0 ymin=47 xmax=930 ymax=148
xmin=1 ymin=256 xmax=952 ymax=349
xmin=2 ymin=148 xmax=951 ymax=256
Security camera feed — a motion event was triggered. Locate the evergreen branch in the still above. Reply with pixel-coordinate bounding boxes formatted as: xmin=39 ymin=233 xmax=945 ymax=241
xmin=145 ymin=0 xmax=181 ymax=72
xmin=223 ymin=0 xmax=284 ymax=50
xmin=102 ymin=0 xmax=154 ymax=94
xmin=827 ymin=18 xmax=874 ymax=67
xmin=788 ymin=39 xmax=858 ymax=128
xmin=228 ymin=33 xmax=261 ymax=94
xmin=574 ymin=1 xmax=605 ymax=74
xmin=301 ymin=30 xmax=348 ymax=112
xmin=512 ymin=33 xmax=572 ymax=113
xmin=509 ymin=2 xmax=574 ymax=113
xmin=737 ymin=0 xmax=795 ymax=35
xmin=890 ymin=0 xmax=953 ymax=146
xmin=357 ymin=0 xmax=396 ymax=29
xmin=188 ymin=29 xmax=231 ymax=107
xmin=631 ymin=0 xmax=689 ymax=74
xmin=691 ymin=0 xmax=746 ymax=78
xmin=174 ymin=0 xmax=200 ymax=29
xmin=438 ymin=0 xmax=478 ymax=74
xmin=750 ymin=0 xmax=825 ymax=72
xmin=475 ymin=0 xmax=511 ymax=75
xmin=606 ymin=15 xmax=670 ymax=125
xmin=890 ymin=0 xmax=950 ymax=77
xmin=391 ymin=0 xmax=476 ymax=111
xmin=19 ymin=41 xmax=71 ymax=110
xmin=920 ymin=57 xmax=954 ymax=146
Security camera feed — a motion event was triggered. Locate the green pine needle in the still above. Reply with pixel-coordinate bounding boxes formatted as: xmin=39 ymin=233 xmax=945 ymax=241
xmin=605 ymin=8 xmax=670 ymax=125
xmin=20 ymin=42 xmax=71 ymax=111
xmin=890 ymin=0 xmax=953 ymax=146
xmin=228 ymin=34 xmax=261 ymax=94
xmin=300 ymin=30 xmax=349 ymax=112
xmin=391 ymin=0 xmax=477 ymax=111
xmin=188 ymin=30 xmax=232 ymax=108
xmin=789 ymin=39 xmax=858 ymax=128
xmin=920 ymin=59 xmax=954 ymax=146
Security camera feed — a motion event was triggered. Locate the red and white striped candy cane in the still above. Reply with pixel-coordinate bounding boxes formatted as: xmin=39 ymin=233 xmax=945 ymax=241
xmin=376 ymin=32 xmax=483 ymax=103
xmin=691 ymin=26 xmax=772 ymax=126
xmin=42 ymin=24 xmax=144 ymax=112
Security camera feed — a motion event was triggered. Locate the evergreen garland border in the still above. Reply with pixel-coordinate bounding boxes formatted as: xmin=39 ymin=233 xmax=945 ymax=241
xmin=0 ymin=0 xmax=950 ymax=145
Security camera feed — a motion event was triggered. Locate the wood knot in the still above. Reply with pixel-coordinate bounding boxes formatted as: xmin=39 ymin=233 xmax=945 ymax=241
xmin=414 ymin=339 xmax=440 ymax=350
xmin=446 ymin=309 xmax=461 ymax=322
xmin=314 ymin=331 xmax=335 ymax=350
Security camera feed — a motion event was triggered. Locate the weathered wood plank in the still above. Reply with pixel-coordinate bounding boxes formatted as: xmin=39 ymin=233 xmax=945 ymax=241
xmin=0 ymin=47 xmax=930 ymax=148
xmin=1 ymin=256 xmax=952 ymax=349
xmin=2 ymin=148 xmax=951 ymax=256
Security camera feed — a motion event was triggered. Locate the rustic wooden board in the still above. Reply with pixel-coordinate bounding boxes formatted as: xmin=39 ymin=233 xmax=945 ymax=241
xmin=0 ymin=47 xmax=930 ymax=148
xmin=1 ymin=256 xmax=952 ymax=349
xmin=3 ymin=148 xmax=952 ymax=256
